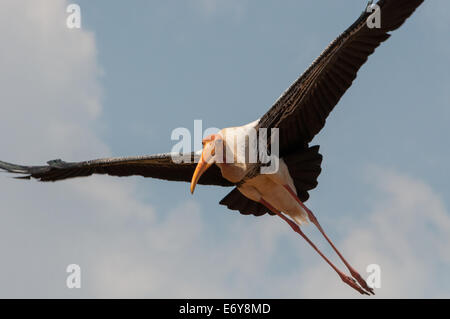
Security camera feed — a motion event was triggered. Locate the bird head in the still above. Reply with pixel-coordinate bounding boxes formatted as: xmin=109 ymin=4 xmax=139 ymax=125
xmin=190 ymin=133 xmax=222 ymax=194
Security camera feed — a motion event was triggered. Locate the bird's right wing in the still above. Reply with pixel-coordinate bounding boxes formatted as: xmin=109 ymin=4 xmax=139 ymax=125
xmin=0 ymin=153 xmax=233 ymax=186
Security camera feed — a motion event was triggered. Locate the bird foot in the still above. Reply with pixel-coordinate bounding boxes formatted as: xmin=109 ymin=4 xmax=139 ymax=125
xmin=349 ymin=268 xmax=375 ymax=295
xmin=340 ymin=274 xmax=370 ymax=296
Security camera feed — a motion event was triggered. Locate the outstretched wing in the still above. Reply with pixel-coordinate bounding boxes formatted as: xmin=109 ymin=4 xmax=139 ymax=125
xmin=256 ymin=0 xmax=424 ymax=155
xmin=0 ymin=153 xmax=233 ymax=186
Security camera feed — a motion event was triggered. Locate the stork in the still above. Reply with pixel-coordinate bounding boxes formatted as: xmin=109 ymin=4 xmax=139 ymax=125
xmin=0 ymin=0 xmax=424 ymax=295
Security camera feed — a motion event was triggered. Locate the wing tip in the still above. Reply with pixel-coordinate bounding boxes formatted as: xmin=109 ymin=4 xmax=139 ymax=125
xmin=0 ymin=160 xmax=29 ymax=174
xmin=0 ymin=160 xmax=50 ymax=181
xmin=0 ymin=161 xmax=33 ymax=180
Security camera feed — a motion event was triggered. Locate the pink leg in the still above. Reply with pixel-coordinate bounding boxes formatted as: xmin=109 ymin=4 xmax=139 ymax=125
xmin=260 ymin=199 xmax=370 ymax=296
xmin=283 ymin=185 xmax=374 ymax=295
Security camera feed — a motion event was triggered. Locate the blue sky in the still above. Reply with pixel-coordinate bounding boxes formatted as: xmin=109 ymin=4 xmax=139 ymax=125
xmin=0 ymin=0 xmax=449 ymax=298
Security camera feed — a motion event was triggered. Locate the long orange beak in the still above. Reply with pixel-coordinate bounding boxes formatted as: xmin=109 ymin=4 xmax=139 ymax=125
xmin=190 ymin=150 xmax=213 ymax=194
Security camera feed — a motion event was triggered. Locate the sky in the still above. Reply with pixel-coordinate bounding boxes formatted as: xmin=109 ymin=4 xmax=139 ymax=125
xmin=0 ymin=0 xmax=449 ymax=298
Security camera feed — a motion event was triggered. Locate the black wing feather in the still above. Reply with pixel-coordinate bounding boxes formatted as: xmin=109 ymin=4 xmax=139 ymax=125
xmin=256 ymin=0 xmax=424 ymax=155
xmin=0 ymin=153 xmax=233 ymax=187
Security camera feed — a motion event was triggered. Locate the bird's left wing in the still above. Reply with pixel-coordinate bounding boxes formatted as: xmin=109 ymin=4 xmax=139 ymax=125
xmin=0 ymin=153 xmax=233 ymax=186
xmin=256 ymin=0 xmax=424 ymax=155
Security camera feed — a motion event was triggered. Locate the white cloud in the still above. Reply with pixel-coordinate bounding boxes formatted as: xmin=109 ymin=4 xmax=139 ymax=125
xmin=0 ymin=0 xmax=104 ymax=161
xmin=85 ymin=201 xmax=292 ymax=298
xmin=0 ymin=0 xmax=157 ymax=297
xmin=0 ymin=0 xmax=288 ymax=298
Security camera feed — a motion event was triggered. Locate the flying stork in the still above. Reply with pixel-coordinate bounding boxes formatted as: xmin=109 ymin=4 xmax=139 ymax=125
xmin=0 ymin=0 xmax=424 ymax=295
